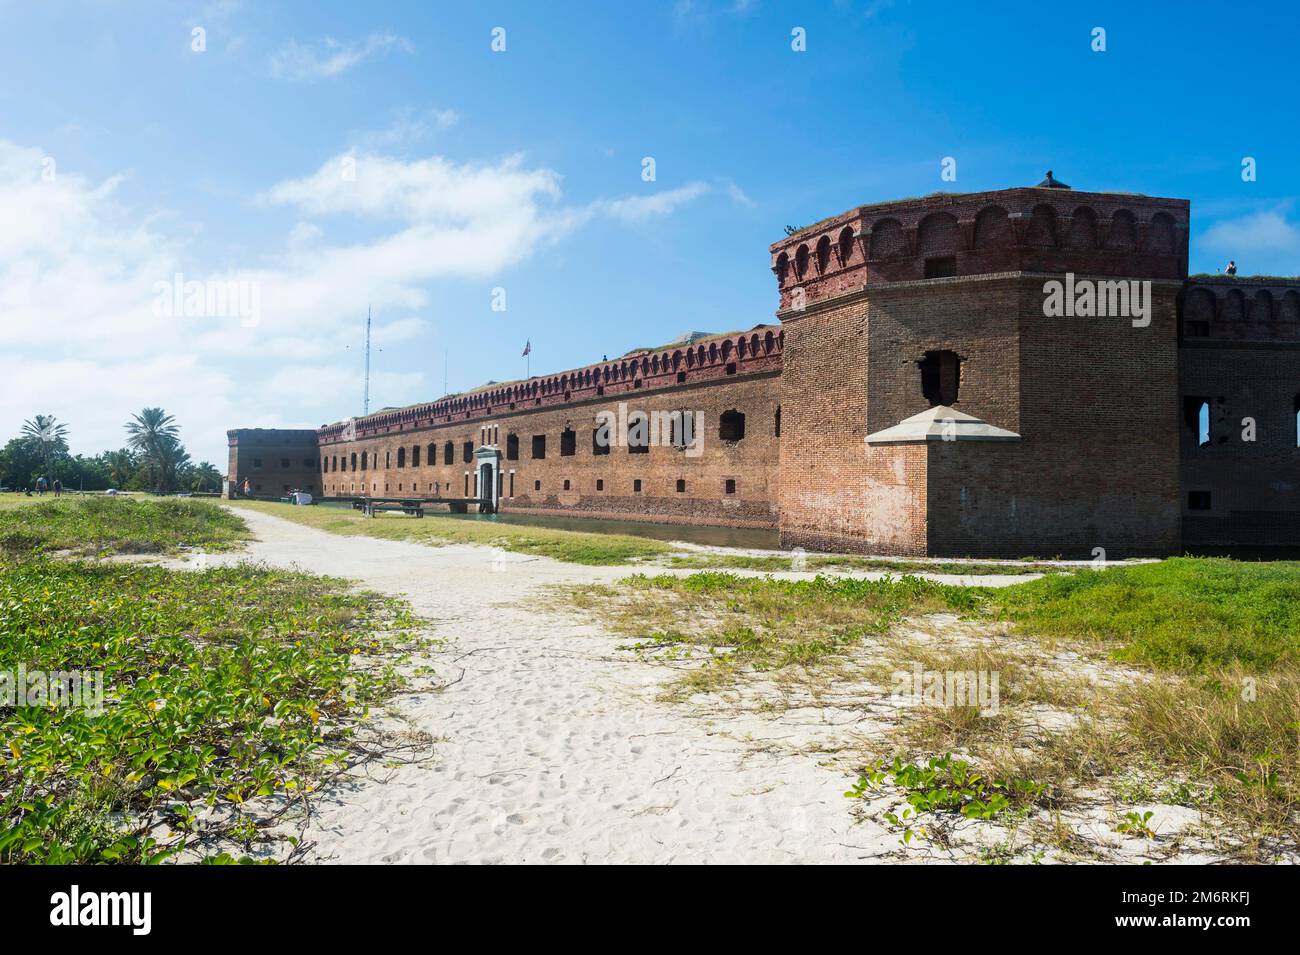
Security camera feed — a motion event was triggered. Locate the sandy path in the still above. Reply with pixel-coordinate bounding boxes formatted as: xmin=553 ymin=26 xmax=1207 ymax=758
xmin=190 ymin=507 xmax=896 ymax=862
xmin=196 ymin=507 xmax=1040 ymax=864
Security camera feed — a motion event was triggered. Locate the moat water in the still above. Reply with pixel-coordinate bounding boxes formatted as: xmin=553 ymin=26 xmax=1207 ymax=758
xmin=439 ymin=511 xmax=780 ymax=549
xmin=319 ymin=501 xmax=779 ymax=549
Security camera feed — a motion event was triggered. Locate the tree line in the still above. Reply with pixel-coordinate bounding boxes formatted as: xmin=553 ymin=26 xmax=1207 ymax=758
xmin=0 ymin=408 xmax=222 ymax=494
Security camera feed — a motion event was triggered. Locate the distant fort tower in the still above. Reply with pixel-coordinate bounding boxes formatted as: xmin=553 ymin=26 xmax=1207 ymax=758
xmin=228 ymin=175 xmax=1300 ymax=556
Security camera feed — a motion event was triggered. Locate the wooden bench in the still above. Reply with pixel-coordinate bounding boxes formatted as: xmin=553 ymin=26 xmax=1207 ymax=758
xmin=359 ymin=498 xmax=425 ymax=518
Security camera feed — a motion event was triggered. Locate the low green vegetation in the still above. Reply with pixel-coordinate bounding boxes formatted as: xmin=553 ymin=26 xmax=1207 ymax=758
xmin=846 ymin=754 xmax=1050 ymax=845
xmin=231 ymin=499 xmax=671 ymax=565
xmin=571 ymin=571 xmax=977 ymax=695
xmin=983 ymin=557 xmax=1300 ymax=672
xmin=582 ymin=558 xmax=1300 ymax=860
xmin=0 ymin=496 xmax=248 ymax=555
xmin=1 ymin=495 xmax=423 ymax=864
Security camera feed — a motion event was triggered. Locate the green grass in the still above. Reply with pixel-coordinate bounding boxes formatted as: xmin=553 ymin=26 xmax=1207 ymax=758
xmin=0 ymin=557 xmax=419 ymax=863
xmin=572 ymin=571 xmax=975 ymax=695
xmin=231 ymin=499 xmax=670 ymax=565
xmin=586 ymin=560 xmax=1300 ymax=858
xmin=984 ymin=557 xmax=1300 ymax=673
xmin=0 ymin=496 xmax=248 ymax=555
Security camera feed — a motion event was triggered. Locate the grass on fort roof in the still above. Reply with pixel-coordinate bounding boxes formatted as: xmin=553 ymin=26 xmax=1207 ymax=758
xmin=229 ymin=499 xmax=673 ymax=565
xmin=1187 ymin=272 xmax=1300 ymax=282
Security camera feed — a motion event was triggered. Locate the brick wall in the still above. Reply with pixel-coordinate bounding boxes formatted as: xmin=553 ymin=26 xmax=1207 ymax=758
xmin=227 ymin=429 xmax=321 ymax=497
xmin=316 ymin=333 xmax=783 ymax=528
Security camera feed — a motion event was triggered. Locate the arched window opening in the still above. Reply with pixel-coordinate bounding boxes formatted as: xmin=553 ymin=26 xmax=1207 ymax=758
xmin=462 ymin=441 xmax=473 ymax=463
xmin=837 ymin=226 xmax=855 ymax=265
xmin=506 ymin=433 xmax=519 ymax=460
xmin=1183 ymin=396 xmax=1212 ymax=447
xmin=815 ymin=235 xmax=832 ymax=274
xmin=560 ymin=428 xmax=576 ymax=456
xmin=397 ymin=447 xmax=406 ymax=468
xmin=627 ymin=412 xmax=649 ymax=454
xmin=918 ymin=350 xmax=962 ymax=406
xmin=719 ymin=410 xmax=746 ymax=443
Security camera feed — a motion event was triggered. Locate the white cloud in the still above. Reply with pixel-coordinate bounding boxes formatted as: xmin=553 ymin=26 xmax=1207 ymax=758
xmin=722 ymin=179 xmax=755 ymax=208
xmin=593 ymin=181 xmax=710 ymax=223
xmin=350 ymin=106 xmax=460 ymax=151
xmin=260 ymin=153 xmax=562 ymax=225
xmin=0 ymin=139 xmax=709 ymax=463
xmin=269 ymin=33 xmax=413 ymax=83
xmin=1201 ymin=209 xmax=1300 ymax=255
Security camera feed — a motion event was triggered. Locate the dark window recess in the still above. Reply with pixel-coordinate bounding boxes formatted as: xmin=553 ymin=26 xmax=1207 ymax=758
xmin=534 ymin=480 xmax=541 ymax=491
xmin=918 ymin=350 xmax=961 ymax=406
xmin=252 ymin=458 xmax=263 ymax=468
xmin=719 ymin=409 xmax=746 ymax=442
xmin=506 ymin=434 xmax=519 ymax=460
xmin=925 ymin=256 xmax=957 ymax=278
xmin=531 ymin=435 xmax=546 ymax=459
xmin=592 ymin=426 xmax=610 ymax=455
xmin=596 ymin=479 xmax=604 ymax=491
xmin=628 ymin=414 xmax=649 ymax=454
xmin=725 ymin=479 xmax=736 ymax=495
xmin=462 ymin=441 xmax=473 ymax=463
xmin=563 ymin=479 xmax=571 ymax=490
xmin=774 ymin=405 xmax=781 ymax=437
xmin=1185 ymin=320 xmax=1210 ymax=338
xmin=1188 ymin=490 xmax=1212 ymax=511
xmin=443 ymin=442 xmax=454 ymax=465
xmin=676 ymin=371 xmax=687 ymax=383
xmin=725 ymin=362 xmax=737 ymax=375
xmin=560 ymin=429 xmax=576 ymax=456
xmin=675 ymin=479 xmax=686 ymax=493
xmin=633 ymin=479 xmax=642 ymax=493
xmin=397 ymin=448 xmax=406 ymax=468
xmin=281 ymin=458 xmax=290 ymax=468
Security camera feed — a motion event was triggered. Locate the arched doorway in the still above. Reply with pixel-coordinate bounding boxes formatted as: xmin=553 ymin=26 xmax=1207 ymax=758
xmin=474 ymin=445 xmax=501 ymax=513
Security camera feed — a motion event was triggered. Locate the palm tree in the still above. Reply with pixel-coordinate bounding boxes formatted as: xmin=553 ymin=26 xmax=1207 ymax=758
xmin=104 ymin=449 xmax=136 ymax=489
xmin=125 ymin=408 xmax=183 ymax=493
xmin=21 ymin=414 xmax=69 ymax=479
xmin=189 ymin=461 xmax=222 ymax=493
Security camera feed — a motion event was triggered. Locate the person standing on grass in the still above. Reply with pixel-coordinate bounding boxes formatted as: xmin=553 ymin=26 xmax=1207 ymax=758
xmin=53 ymin=478 xmax=62 ymax=497
xmin=35 ymin=476 xmax=47 ymax=495
xmin=242 ymin=477 xmax=251 ymax=497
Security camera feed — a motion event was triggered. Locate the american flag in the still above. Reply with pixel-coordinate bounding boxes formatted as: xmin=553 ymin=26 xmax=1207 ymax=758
xmin=521 ymin=339 xmax=531 ymax=357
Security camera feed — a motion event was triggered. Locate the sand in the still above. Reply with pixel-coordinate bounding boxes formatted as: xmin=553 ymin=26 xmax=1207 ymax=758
xmin=181 ymin=507 xmax=1225 ymax=864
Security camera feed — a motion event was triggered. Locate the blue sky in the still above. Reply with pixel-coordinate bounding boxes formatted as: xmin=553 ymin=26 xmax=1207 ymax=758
xmin=2 ymin=0 xmax=1297 ymax=464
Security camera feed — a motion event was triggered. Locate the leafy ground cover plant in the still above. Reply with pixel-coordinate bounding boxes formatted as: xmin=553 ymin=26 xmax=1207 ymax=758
xmin=0 ymin=556 xmax=423 ymax=863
